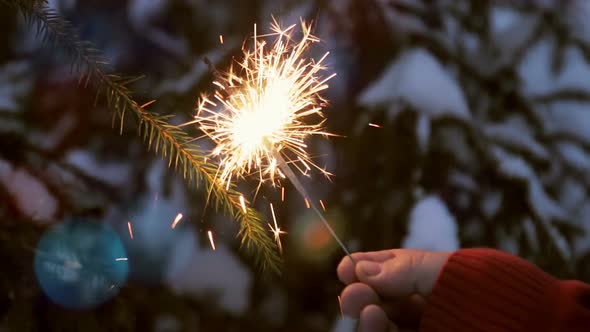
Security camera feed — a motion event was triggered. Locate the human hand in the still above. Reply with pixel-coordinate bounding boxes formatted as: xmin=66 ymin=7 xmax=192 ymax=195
xmin=337 ymin=249 xmax=452 ymax=332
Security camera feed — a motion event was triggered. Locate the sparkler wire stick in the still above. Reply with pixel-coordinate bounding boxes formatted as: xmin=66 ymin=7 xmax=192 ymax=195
xmin=275 ymin=154 xmax=355 ymax=263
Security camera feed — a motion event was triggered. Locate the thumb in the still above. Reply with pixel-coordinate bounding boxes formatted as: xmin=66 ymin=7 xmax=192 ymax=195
xmin=355 ymin=250 xmax=451 ymax=298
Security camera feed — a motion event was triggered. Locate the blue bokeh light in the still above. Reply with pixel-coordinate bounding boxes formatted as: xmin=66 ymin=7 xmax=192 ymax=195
xmin=34 ymin=219 xmax=129 ymax=310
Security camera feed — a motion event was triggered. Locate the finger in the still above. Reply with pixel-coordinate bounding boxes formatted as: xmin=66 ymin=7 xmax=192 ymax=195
xmin=337 ymin=250 xmax=395 ymax=284
xmin=355 ymin=250 xmax=451 ymax=297
xmin=358 ymin=305 xmax=396 ymax=332
xmin=340 ymin=283 xmax=380 ymax=318
xmin=338 ymin=249 xmax=431 ymax=285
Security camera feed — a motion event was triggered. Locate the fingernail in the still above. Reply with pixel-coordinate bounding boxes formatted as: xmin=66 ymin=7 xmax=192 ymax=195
xmin=359 ymin=261 xmax=381 ymax=276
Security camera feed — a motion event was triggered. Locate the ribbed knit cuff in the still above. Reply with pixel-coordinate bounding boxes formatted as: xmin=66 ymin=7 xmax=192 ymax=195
xmin=420 ymin=249 xmax=559 ymax=332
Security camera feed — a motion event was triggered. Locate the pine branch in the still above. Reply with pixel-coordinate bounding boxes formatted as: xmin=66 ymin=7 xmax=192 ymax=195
xmin=3 ymin=0 xmax=281 ymax=272
xmin=126 ymin=96 xmax=281 ymax=273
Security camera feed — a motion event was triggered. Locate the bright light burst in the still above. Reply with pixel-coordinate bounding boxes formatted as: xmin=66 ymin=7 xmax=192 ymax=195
xmin=189 ymin=18 xmax=336 ymax=189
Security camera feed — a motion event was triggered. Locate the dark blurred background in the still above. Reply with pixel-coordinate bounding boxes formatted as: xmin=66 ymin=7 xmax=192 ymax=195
xmin=1 ymin=0 xmax=590 ymax=331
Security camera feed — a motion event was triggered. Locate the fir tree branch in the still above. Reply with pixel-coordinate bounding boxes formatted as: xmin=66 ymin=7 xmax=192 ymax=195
xmin=3 ymin=0 xmax=281 ymax=272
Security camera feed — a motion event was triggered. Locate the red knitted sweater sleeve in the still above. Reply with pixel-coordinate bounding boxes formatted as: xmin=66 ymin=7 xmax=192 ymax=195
xmin=419 ymin=249 xmax=590 ymax=332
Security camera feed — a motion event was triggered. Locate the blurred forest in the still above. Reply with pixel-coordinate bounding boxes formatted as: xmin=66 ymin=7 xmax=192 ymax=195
xmin=1 ymin=0 xmax=590 ymax=331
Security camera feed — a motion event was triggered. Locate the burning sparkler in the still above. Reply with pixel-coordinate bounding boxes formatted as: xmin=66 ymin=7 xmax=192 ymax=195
xmin=188 ymin=18 xmax=353 ymax=260
xmin=189 ymin=18 xmax=335 ymax=188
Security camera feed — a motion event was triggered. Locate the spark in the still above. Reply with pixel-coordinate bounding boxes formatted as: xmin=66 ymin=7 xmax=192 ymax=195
xmin=185 ymin=18 xmax=335 ymax=189
xmin=239 ymin=195 xmax=247 ymax=213
xmin=115 ymin=257 xmax=128 ymax=261
xmin=213 ymin=81 xmax=225 ymax=90
xmin=127 ymin=221 xmax=134 ymax=239
xmin=207 ymin=230 xmax=216 ymax=250
xmin=304 ymin=197 xmax=310 ymax=209
xmin=171 ymin=213 xmax=183 ymax=229
xmin=368 ymin=123 xmax=382 ymax=128
xmin=268 ymin=203 xmax=286 ymax=254
xmin=281 ymin=186 xmax=285 ymax=202
xmin=319 ymin=199 xmax=326 ymax=211
xmin=219 ymin=34 xmax=224 ymax=44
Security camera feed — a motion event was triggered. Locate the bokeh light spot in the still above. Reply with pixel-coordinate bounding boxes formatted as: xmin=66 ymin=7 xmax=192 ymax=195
xmin=291 ymin=208 xmax=346 ymax=263
xmin=34 ymin=219 xmax=128 ymax=310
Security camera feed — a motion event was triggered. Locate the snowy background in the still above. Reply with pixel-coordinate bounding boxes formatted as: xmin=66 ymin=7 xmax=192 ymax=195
xmin=1 ymin=0 xmax=589 ymax=331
